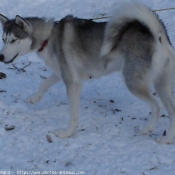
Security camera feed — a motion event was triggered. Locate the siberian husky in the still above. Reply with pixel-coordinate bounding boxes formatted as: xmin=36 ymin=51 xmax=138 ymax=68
xmin=0 ymin=2 xmax=175 ymax=144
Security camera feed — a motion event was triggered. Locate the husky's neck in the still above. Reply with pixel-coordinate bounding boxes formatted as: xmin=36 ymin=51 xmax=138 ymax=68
xmin=25 ymin=17 xmax=54 ymax=51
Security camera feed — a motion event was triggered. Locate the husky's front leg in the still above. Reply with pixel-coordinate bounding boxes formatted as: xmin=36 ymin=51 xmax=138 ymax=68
xmin=27 ymin=73 xmax=60 ymax=104
xmin=55 ymin=81 xmax=82 ymax=138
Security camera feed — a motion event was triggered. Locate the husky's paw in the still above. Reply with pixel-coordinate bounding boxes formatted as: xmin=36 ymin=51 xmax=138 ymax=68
xmin=141 ymin=126 xmax=153 ymax=135
xmin=156 ymin=137 xmax=174 ymax=145
xmin=54 ymin=129 xmax=74 ymax=139
xmin=26 ymin=94 xmax=42 ymax=104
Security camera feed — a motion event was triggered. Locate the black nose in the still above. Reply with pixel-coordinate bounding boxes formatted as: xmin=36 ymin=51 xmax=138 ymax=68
xmin=0 ymin=54 xmax=4 ymax=62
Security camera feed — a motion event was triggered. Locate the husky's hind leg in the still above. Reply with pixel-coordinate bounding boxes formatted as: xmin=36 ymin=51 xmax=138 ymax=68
xmin=55 ymin=81 xmax=82 ymax=138
xmin=123 ymin=73 xmax=161 ymax=135
xmin=141 ymin=94 xmax=161 ymax=135
xmin=154 ymin=66 xmax=175 ymax=144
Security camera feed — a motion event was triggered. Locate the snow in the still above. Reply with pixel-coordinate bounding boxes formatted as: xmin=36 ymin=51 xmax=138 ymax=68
xmin=0 ymin=0 xmax=175 ymax=174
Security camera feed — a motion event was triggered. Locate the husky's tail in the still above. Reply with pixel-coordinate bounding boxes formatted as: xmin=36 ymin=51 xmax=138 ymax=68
xmin=100 ymin=1 xmax=171 ymax=57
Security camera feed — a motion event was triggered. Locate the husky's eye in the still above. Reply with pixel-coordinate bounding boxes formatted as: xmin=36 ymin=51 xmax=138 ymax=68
xmin=10 ymin=39 xmax=17 ymax=44
xmin=2 ymin=38 xmax=5 ymax=43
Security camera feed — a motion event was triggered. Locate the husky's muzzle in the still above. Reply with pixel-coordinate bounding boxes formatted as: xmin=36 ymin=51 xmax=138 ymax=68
xmin=0 ymin=53 xmax=18 ymax=63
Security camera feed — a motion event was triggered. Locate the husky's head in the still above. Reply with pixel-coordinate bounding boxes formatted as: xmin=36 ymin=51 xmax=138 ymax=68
xmin=0 ymin=14 xmax=32 ymax=63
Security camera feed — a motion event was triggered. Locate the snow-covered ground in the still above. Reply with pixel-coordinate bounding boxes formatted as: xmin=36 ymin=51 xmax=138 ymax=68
xmin=0 ymin=0 xmax=175 ymax=174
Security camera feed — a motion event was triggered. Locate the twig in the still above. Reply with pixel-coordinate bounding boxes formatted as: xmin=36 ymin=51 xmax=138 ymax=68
xmin=22 ymin=62 xmax=32 ymax=70
xmin=40 ymin=75 xmax=47 ymax=79
xmin=94 ymin=90 xmax=102 ymax=97
xmin=10 ymin=62 xmax=31 ymax=72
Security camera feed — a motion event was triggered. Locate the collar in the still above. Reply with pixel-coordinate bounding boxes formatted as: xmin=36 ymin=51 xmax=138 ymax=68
xmin=38 ymin=40 xmax=48 ymax=52
xmin=38 ymin=21 xmax=58 ymax=52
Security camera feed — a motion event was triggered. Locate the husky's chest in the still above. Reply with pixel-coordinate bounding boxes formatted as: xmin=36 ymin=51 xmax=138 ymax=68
xmin=37 ymin=47 xmax=61 ymax=77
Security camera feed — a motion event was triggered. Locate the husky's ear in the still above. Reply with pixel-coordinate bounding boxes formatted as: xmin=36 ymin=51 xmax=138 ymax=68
xmin=15 ymin=15 xmax=32 ymax=33
xmin=0 ymin=14 xmax=9 ymax=27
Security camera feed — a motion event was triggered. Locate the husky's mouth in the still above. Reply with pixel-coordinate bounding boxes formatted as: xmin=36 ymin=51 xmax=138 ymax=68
xmin=4 ymin=54 xmax=19 ymax=64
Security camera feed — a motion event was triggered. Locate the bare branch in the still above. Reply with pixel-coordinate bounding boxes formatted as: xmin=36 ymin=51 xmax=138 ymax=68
xmin=9 ymin=62 xmax=31 ymax=72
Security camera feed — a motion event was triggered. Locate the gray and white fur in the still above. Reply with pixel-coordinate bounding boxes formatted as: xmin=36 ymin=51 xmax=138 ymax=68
xmin=0 ymin=2 xmax=175 ymax=144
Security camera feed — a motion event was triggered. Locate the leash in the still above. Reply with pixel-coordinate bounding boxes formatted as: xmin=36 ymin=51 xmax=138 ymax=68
xmin=93 ymin=7 xmax=175 ymax=21
xmin=38 ymin=6 xmax=175 ymax=51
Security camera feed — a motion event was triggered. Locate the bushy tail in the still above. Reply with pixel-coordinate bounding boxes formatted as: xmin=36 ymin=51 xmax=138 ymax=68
xmin=100 ymin=1 xmax=169 ymax=57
